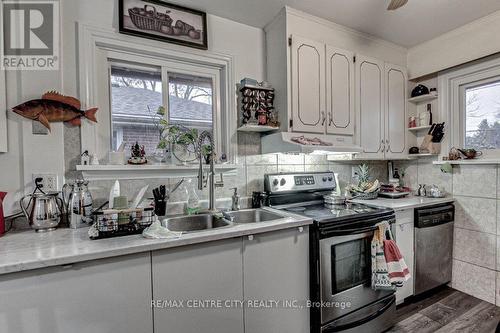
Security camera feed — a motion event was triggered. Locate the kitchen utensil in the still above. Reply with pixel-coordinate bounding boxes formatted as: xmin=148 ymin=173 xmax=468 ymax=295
xmin=457 ymin=148 xmax=482 ymax=159
xmin=323 ymin=193 xmax=347 ymax=205
xmin=132 ymin=185 xmax=149 ymax=209
xmin=68 ymin=180 xmax=94 ymax=229
xmin=153 ymin=185 xmax=167 ymax=216
xmin=108 ymin=180 xmax=120 ymax=209
xmin=20 ymin=191 xmax=63 ymax=232
xmin=0 ymin=191 xmax=6 ymax=236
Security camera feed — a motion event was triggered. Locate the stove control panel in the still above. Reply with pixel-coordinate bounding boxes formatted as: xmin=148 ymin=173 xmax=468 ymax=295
xmin=264 ymin=172 xmax=336 ymax=193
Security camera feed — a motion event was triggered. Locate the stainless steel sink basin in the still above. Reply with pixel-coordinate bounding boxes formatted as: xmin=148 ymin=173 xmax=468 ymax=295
xmin=164 ymin=214 xmax=232 ymax=232
xmin=225 ymin=209 xmax=284 ymax=223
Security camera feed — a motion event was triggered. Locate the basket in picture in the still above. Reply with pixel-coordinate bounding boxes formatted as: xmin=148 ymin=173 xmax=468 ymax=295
xmin=90 ymin=207 xmax=155 ymax=240
xmin=128 ymin=5 xmax=172 ymax=32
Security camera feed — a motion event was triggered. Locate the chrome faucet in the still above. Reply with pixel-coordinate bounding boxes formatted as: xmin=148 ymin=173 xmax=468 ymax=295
xmin=197 ymin=131 xmax=224 ymax=212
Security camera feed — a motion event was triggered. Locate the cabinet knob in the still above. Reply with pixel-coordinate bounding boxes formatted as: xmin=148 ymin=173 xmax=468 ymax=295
xmin=298 ymin=226 xmax=304 ymax=233
xmin=248 ymin=235 xmax=254 ymax=241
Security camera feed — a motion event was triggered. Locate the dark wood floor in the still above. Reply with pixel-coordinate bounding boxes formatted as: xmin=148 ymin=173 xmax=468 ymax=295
xmin=388 ymin=287 xmax=500 ymax=332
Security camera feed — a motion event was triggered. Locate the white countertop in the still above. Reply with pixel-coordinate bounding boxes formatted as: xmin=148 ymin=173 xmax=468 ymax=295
xmin=0 ymin=210 xmax=312 ymax=276
xmin=350 ymin=195 xmax=454 ymax=211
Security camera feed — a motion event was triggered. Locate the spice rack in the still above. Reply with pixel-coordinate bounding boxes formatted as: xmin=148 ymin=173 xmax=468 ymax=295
xmin=239 ymin=84 xmax=278 ymax=129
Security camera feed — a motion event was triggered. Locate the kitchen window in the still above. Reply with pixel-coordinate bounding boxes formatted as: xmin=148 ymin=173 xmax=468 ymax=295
xmin=463 ymin=80 xmax=500 ymax=150
xmin=78 ymin=24 xmax=235 ymax=164
xmin=109 ymin=63 xmax=215 ymax=156
xmin=441 ymin=55 xmax=500 ymax=158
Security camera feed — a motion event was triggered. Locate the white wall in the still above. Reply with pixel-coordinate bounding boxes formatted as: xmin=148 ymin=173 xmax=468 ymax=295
xmin=0 ymin=0 xmax=265 ymax=216
xmin=408 ymin=9 xmax=500 ymax=79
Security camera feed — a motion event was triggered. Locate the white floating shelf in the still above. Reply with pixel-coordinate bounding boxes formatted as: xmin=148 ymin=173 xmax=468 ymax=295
xmin=408 ymin=153 xmax=439 ymax=159
xmin=408 ymin=94 xmax=438 ymax=104
xmin=237 ymin=124 xmax=279 ymax=133
xmin=77 ymin=164 xmax=238 ymax=181
xmin=433 ymin=159 xmax=500 ymax=165
xmin=408 ymin=125 xmax=432 ymax=132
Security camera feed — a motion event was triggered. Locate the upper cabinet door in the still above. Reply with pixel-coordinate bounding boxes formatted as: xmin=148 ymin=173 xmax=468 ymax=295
xmin=290 ymin=35 xmax=326 ymax=133
xmin=356 ymin=55 xmax=384 ymax=157
xmin=385 ymin=63 xmax=407 ymax=158
xmin=325 ymin=46 xmax=354 ymax=135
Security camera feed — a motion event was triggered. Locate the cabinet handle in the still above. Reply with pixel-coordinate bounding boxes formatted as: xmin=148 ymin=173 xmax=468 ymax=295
xmin=248 ymin=235 xmax=254 ymax=241
xmin=298 ymin=226 xmax=304 ymax=233
xmin=321 ymin=111 xmax=326 ymax=126
xmin=381 ymin=140 xmax=385 ymax=153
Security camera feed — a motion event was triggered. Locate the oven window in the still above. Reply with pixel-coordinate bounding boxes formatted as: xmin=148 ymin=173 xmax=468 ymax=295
xmin=331 ymin=238 xmax=371 ymax=294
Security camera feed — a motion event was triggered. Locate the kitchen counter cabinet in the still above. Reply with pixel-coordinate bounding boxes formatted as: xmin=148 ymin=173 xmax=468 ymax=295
xmin=394 ymin=209 xmax=414 ymax=304
xmin=243 ymin=226 xmax=309 ymax=333
xmin=152 ymin=238 xmax=244 ymax=333
xmin=0 ymin=252 xmax=153 ymax=333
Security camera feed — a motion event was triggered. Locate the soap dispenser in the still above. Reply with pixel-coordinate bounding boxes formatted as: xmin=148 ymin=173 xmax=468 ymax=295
xmin=231 ymin=187 xmax=240 ymax=211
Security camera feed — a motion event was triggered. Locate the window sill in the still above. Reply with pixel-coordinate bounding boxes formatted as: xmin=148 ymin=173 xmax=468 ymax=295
xmin=433 ymin=159 xmax=500 ymax=165
xmin=76 ymin=163 xmax=238 ymax=181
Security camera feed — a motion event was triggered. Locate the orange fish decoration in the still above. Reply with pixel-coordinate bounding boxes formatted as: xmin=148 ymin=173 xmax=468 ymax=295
xmin=12 ymin=91 xmax=98 ymax=131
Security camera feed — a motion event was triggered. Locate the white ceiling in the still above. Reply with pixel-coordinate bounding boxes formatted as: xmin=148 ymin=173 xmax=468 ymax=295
xmin=168 ymin=0 xmax=500 ymax=47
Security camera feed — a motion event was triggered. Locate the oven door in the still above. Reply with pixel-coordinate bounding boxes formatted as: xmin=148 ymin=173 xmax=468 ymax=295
xmin=319 ymin=225 xmax=394 ymax=325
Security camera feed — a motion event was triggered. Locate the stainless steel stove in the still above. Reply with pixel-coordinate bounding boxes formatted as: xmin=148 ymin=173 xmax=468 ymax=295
xmin=257 ymin=171 xmax=396 ymax=333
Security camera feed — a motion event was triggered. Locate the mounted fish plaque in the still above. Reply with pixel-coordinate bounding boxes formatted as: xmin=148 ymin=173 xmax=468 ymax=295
xmin=12 ymin=91 xmax=98 ymax=132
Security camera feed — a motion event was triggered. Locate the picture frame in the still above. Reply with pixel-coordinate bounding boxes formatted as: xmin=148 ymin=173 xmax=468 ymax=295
xmin=119 ymin=0 xmax=208 ymax=50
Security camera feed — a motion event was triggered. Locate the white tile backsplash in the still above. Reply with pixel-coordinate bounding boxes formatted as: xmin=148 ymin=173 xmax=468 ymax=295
xmin=453 ymin=228 xmax=496 ymax=269
xmin=454 ymin=196 xmax=497 ymax=234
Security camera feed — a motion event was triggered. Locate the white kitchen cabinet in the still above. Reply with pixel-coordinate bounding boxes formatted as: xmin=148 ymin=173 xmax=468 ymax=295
xmin=0 ymin=253 xmax=153 ymax=333
xmin=326 ymin=46 xmax=355 ymax=136
xmin=243 ymin=226 xmax=309 ymax=333
xmin=290 ymin=35 xmax=326 ymax=134
xmin=356 ymin=57 xmax=408 ymax=159
xmin=152 ymin=238 xmax=244 ymax=333
xmin=384 ymin=63 xmax=408 ymax=159
xmin=357 ymin=55 xmax=385 ymax=159
xmin=394 ymin=209 xmax=414 ymax=304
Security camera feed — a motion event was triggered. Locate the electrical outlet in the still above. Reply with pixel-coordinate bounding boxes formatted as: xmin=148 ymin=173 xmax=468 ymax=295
xmin=32 ymin=173 xmax=58 ymax=192
xmin=351 ymin=166 xmax=359 ymax=182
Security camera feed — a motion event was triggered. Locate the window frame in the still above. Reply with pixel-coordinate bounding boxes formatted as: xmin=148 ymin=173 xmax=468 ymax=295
xmin=439 ymin=55 xmax=500 ymax=159
xmin=459 ymin=77 xmax=500 ymax=153
xmin=78 ymin=23 xmax=236 ymax=164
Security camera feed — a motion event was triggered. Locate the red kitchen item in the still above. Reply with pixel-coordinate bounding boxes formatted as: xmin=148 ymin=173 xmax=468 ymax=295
xmin=0 ymin=191 xmax=6 ymax=236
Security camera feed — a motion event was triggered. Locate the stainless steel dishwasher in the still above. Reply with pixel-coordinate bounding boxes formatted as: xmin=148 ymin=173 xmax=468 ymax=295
xmin=414 ymin=204 xmax=455 ymax=296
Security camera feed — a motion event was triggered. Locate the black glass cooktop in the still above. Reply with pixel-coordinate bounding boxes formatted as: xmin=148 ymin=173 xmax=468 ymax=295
xmin=282 ymin=202 xmax=392 ymax=223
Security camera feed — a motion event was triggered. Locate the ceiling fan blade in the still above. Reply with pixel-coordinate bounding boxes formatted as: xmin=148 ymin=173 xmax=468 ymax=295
xmin=387 ymin=0 xmax=408 ymax=10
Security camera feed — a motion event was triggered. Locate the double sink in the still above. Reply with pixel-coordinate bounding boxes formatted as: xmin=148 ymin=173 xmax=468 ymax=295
xmin=163 ymin=209 xmax=284 ymax=233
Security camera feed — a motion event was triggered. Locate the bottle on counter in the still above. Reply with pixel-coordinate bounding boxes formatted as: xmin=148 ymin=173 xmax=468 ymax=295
xmin=184 ymin=179 xmax=200 ymax=215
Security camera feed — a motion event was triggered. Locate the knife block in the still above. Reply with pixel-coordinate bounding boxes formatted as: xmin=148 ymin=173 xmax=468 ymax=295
xmin=419 ymin=135 xmax=441 ymax=154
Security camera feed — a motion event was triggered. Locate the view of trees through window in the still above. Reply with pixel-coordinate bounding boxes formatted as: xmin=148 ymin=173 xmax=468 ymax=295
xmin=109 ymin=64 xmax=213 ymax=156
xmin=465 ymin=80 xmax=500 ymax=150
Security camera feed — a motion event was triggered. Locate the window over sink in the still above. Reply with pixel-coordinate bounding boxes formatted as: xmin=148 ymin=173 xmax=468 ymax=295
xmin=78 ymin=23 xmax=235 ymax=165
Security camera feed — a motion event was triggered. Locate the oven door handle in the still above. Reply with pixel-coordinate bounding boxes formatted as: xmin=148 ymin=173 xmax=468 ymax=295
xmin=324 ymin=295 xmax=396 ymax=332
xmin=321 ymin=224 xmax=378 ymax=237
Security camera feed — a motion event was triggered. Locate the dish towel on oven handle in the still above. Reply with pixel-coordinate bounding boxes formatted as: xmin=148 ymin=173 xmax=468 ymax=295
xmin=371 ymin=223 xmax=394 ymax=291
xmin=383 ymin=222 xmax=411 ymax=286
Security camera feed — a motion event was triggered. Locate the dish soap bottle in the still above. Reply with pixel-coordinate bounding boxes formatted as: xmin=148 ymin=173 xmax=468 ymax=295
xmin=184 ymin=179 xmax=200 ymax=215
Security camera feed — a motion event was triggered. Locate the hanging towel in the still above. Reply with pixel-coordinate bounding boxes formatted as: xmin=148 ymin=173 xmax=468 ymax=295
xmin=382 ymin=222 xmax=411 ymax=286
xmin=371 ymin=223 xmax=394 ymax=290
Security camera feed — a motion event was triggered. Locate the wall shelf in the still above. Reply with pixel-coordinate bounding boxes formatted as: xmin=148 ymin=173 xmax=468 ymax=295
xmin=408 ymin=125 xmax=432 ymax=132
xmin=408 ymin=94 xmax=438 ymax=104
xmin=433 ymin=159 xmax=500 ymax=165
xmin=237 ymin=124 xmax=279 ymax=133
xmin=408 ymin=153 xmax=439 ymax=159
xmin=76 ymin=164 xmax=238 ymax=181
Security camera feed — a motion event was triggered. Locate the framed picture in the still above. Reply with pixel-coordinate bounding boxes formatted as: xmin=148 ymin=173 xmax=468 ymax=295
xmin=119 ymin=0 xmax=208 ymax=50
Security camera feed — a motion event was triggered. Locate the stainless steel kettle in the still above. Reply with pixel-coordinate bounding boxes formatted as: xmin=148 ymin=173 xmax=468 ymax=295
xmin=67 ymin=180 xmax=94 ymax=229
xmin=20 ymin=192 xmax=63 ymax=232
